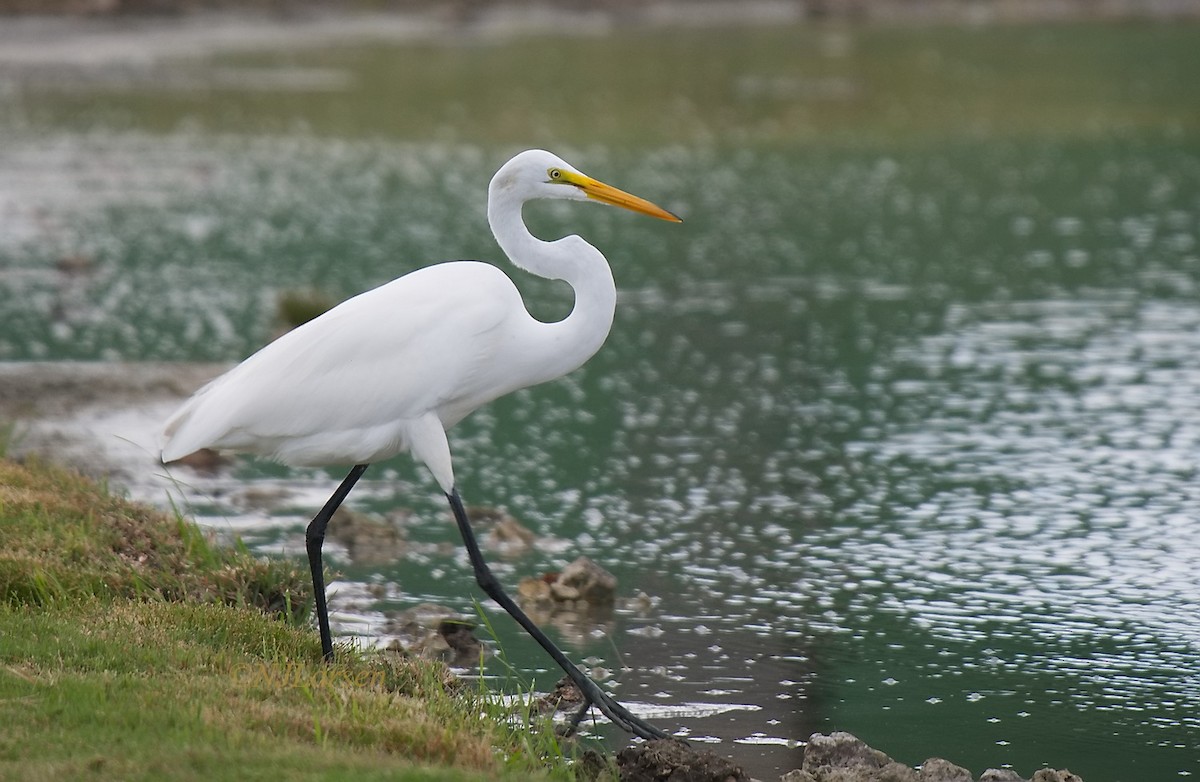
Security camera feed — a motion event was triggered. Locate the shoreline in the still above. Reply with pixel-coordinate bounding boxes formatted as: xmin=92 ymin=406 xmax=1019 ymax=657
xmin=1 ymin=364 xmax=1087 ymax=782
xmin=0 ymin=361 xmax=225 ymax=499
xmin=1 ymin=1 xmax=1198 ymax=72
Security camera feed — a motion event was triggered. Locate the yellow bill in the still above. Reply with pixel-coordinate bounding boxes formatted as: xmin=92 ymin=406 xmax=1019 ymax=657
xmin=564 ymin=171 xmax=682 ymax=223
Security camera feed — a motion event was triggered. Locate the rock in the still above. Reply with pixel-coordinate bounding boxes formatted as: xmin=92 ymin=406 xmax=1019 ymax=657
xmin=554 ymin=556 xmax=618 ymax=605
xmin=437 ymin=619 xmax=481 ymax=660
xmin=385 ymin=603 xmax=482 ymax=665
xmin=515 ymin=556 xmax=620 ymax=643
xmin=328 ymin=506 xmax=406 ymax=565
xmin=783 ymin=733 xmax=1081 ymax=782
xmin=468 ymin=505 xmax=537 ymax=554
xmin=576 ymin=748 xmax=617 ymax=782
xmin=616 ymin=739 xmax=748 ymax=782
xmin=518 ymin=556 xmax=617 ymax=610
xmin=803 ymin=732 xmax=894 ymax=776
xmin=619 ymin=590 xmax=656 ymax=614
xmin=518 ymin=574 xmax=555 ymax=602
xmin=919 ymin=757 xmax=972 ymax=781
xmin=781 ymin=771 xmax=818 ymax=782
xmin=1031 ymin=772 xmax=1083 ymax=782
xmin=878 ymin=761 xmax=920 ymax=781
xmin=533 ymin=674 xmax=585 ymax=715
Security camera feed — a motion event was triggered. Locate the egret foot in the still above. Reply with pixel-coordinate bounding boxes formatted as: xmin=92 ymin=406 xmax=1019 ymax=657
xmin=565 ymin=674 xmax=673 ymax=741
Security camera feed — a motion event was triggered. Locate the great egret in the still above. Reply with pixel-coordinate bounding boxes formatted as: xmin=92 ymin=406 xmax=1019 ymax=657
xmin=160 ymin=149 xmax=680 ymax=740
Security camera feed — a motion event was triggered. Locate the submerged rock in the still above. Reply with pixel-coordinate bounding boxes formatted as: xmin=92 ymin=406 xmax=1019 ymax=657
xmin=516 ymin=556 xmax=620 ymax=643
xmin=327 ymin=506 xmax=407 ymax=565
xmin=554 ymin=556 xmax=618 ymax=604
xmin=468 ymin=505 xmax=537 ymax=555
xmin=518 ymin=556 xmax=618 ymax=608
xmin=384 ymin=602 xmax=482 ymax=665
xmin=784 ymin=732 xmax=1084 ymax=782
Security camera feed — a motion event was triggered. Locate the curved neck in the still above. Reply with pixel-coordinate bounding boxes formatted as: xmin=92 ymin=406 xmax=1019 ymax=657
xmin=488 ymin=189 xmax=616 ymax=384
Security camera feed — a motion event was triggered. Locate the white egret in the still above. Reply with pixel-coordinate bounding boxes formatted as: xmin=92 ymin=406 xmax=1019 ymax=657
xmin=160 ymin=149 xmax=680 ymax=740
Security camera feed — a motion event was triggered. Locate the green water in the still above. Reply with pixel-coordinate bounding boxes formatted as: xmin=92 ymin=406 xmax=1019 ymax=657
xmin=3 ymin=19 xmax=1199 ymax=779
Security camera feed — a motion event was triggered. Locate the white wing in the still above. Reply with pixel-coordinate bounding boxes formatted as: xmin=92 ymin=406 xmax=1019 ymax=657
xmin=161 ymin=261 xmax=524 ymax=468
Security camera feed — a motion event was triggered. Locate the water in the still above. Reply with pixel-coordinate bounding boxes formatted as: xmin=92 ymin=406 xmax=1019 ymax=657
xmin=2 ymin=17 xmax=1199 ymax=780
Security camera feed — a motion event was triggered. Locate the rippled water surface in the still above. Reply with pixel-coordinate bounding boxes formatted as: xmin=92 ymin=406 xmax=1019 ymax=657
xmin=2 ymin=19 xmax=1199 ymax=780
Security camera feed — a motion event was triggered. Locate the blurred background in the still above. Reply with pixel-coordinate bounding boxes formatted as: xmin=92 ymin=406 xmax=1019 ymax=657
xmin=1 ymin=1 xmax=1198 ymax=779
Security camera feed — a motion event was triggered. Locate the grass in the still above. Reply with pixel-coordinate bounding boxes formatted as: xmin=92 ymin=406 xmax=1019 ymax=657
xmin=0 ymin=458 xmax=308 ymax=616
xmin=0 ymin=458 xmax=585 ymax=781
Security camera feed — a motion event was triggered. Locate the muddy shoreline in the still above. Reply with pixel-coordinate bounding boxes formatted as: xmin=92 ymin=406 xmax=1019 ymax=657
xmin=0 ymin=361 xmax=224 ymax=493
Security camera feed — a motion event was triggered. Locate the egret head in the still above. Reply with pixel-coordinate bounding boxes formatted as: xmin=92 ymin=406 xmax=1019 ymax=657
xmin=491 ymin=149 xmax=681 ymax=222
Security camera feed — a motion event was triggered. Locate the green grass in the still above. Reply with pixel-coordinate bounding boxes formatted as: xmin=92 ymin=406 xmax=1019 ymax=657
xmin=0 ymin=457 xmax=310 ymax=614
xmin=0 ymin=458 xmax=582 ymax=781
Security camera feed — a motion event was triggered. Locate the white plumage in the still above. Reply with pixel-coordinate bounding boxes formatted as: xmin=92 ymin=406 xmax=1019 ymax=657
xmin=163 ymin=261 xmax=536 ymax=487
xmin=159 ymin=149 xmax=679 ymax=741
xmin=162 ymin=150 xmax=676 ymax=490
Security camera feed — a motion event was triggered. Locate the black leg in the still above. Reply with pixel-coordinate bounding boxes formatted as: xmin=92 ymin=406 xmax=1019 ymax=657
xmin=306 ymin=463 xmax=370 ymax=661
xmin=563 ymin=697 xmax=593 ymax=737
xmin=445 ymin=488 xmax=671 ymax=741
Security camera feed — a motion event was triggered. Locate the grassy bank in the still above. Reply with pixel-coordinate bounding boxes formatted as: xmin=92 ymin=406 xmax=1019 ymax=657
xmin=0 ymin=458 xmax=577 ymax=781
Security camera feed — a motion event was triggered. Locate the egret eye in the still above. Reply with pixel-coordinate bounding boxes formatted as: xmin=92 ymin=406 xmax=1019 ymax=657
xmin=548 ymin=168 xmax=563 ymax=182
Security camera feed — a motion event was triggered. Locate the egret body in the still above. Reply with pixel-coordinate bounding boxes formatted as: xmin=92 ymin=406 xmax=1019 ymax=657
xmin=161 ymin=150 xmax=680 ymax=740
